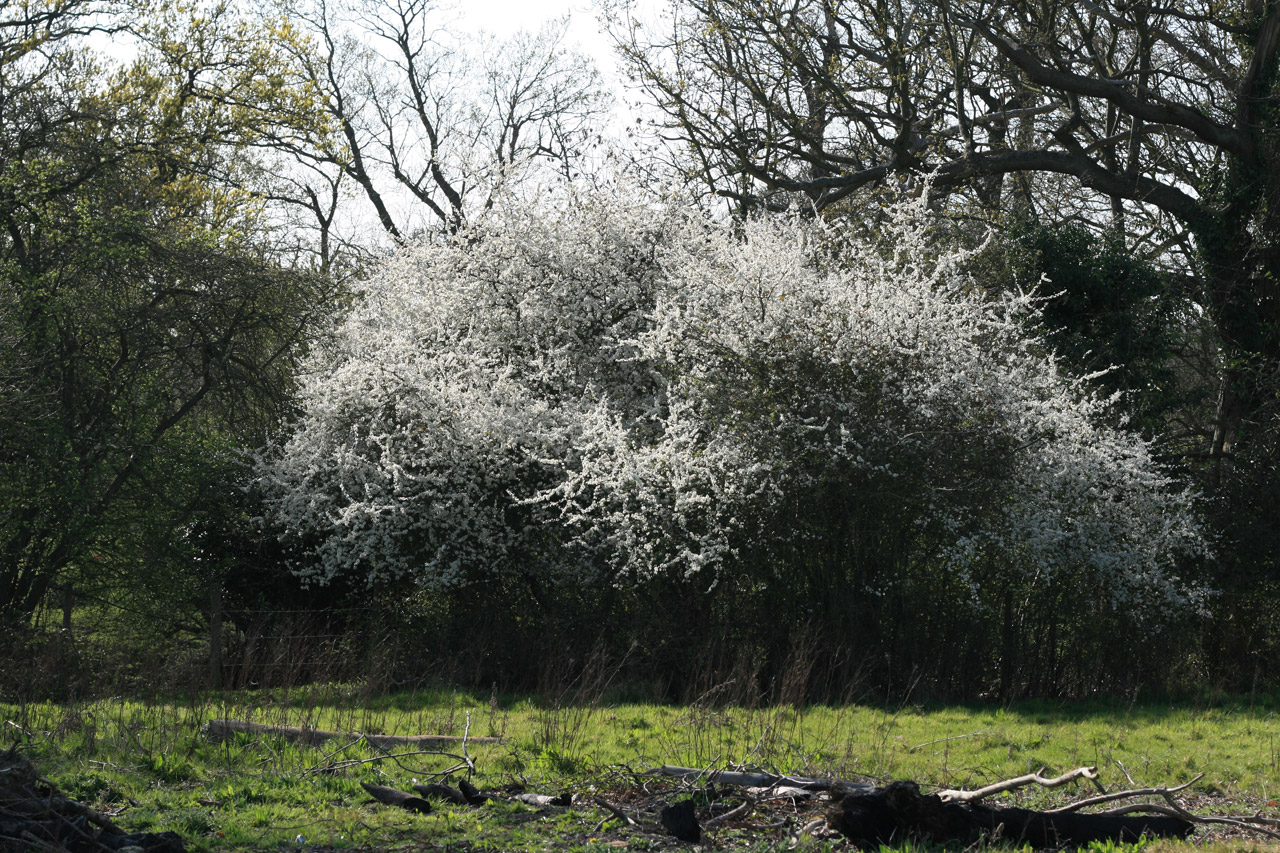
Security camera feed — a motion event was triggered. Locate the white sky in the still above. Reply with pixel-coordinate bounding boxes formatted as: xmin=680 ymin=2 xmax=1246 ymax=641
xmin=451 ymin=0 xmax=663 ymax=134
xmin=92 ymin=0 xmax=658 ymax=81
xmin=454 ymin=0 xmax=658 ymax=84
xmin=457 ymin=0 xmax=605 ymax=39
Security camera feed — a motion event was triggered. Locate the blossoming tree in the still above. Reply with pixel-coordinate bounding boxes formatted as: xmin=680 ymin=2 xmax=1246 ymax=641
xmin=257 ymin=185 xmax=1208 ymax=635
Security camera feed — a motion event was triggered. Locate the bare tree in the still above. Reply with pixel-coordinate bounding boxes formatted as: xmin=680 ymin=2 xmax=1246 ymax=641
xmin=274 ymin=0 xmax=610 ymax=245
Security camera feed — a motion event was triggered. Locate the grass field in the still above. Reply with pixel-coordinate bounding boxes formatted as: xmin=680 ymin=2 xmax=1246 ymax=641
xmin=3 ymin=686 xmax=1280 ymax=851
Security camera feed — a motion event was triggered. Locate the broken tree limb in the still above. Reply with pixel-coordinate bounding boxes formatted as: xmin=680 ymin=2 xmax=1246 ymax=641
xmin=0 ymin=745 xmax=187 ymax=852
xmin=203 ymin=718 xmax=502 ymax=750
xmin=1088 ymin=798 xmax=1279 ymax=839
xmin=1174 ymin=814 xmax=1280 ymax=841
xmin=827 ymin=780 xmax=1193 ymax=849
xmin=655 ymin=764 xmax=866 ymax=794
xmin=302 ymin=749 xmax=470 ymax=777
xmin=937 ymin=766 xmax=1101 ymax=803
xmin=1138 ymin=786 xmax=1280 ymax=842
xmin=703 ymin=796 xmax=755 ymax=829
xmin=641 ymin=762 xmax=1280 ymax=847
xmin=1047 ymin=775 xmax=1201 ymax=813
xmin=412 ymin=783 xmax=470 ymax=806
xmin=303 ymin=733 xmax=370 ymax=774
xmin=746 ymin=785 xmax=811 ymax=801
xmin=515 ymin=792 xmax=572 ymax=807
xmin=1020 ymin=772 xmax=1280 ymax=843
xmin=592 ymin=797 xmax=637 ymax=828
xmin=359 ymin=782 xmax=431 ymax=814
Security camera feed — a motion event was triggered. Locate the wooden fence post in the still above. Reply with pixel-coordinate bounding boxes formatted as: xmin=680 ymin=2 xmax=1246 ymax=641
xmin=209 ymin=582 xmax=223 ymax=689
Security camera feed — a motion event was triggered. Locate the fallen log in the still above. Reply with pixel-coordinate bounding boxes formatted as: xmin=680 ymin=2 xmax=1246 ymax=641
xmin=660 ymin=762 xmax=1235 ymax=847
xmin=412 ymin=783 xmax=470 ymax=806
xmin=202 ymin=718 xmax=502 ymax=750
xmin=359 ymin=782 xmax=432 ymax=814
xmin=655 ymin=764 xmax=870 ymax=794
xmin=827 ymin=780 xmax=1193 ymax=849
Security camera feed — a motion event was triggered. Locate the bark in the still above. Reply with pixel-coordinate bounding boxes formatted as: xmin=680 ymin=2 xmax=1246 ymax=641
xmin=412 ymin=783 xmax=470 ymax=806
xmin=359 ymin=782 xmax=432 ymax=814
xmin=659 ymin=799 xmax=701 ymax=843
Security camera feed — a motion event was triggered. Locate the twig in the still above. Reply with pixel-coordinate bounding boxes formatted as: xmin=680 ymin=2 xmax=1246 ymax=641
xmin=1048 ymin=775 xmax=1201 ymax=813
xmin=1235 ymin=815 xmax=1280 ymax=828
xmin=3 ymin=720 xmax=42 ymax=742
xmin=461 ymin=711 xmax=475 ymax=774
xmin=703 ymin=796 xmax=755 ymax=829
xmin=908 ymin=732 xmax=997 ymax=751
xmin=303 ymin=735 xmax=367 ymax=775
xmin=592 ymin=797 xmax=637 ymax=832
xmin=655 ymin=764 xmax=843 ymax=792
xmin=1097 ymin=802 xmax=1189 ymax=818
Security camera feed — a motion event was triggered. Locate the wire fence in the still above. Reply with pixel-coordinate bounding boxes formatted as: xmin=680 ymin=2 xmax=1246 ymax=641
xmin=6 ymin=595 xmax=418 ymax=697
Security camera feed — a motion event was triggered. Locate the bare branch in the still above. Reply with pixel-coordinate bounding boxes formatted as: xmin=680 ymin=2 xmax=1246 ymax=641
xmin=937 ymin=766 xmax=1100 ymax=803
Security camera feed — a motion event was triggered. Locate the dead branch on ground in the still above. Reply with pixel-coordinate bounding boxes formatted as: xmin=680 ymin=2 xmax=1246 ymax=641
xmin=202 ymin=718 xmax=501 ymax=750
xmin=938 ymin=765 xmax=1106 ymax=802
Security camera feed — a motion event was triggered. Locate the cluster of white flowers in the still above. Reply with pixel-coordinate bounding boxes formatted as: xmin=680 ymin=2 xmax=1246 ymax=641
xmin=257 ymin=183 xmax=1208 ymax=612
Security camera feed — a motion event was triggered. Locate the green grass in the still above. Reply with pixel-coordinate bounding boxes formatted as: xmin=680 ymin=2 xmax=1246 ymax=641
xmin=3 ymin=688 xmax=1280 ymax=851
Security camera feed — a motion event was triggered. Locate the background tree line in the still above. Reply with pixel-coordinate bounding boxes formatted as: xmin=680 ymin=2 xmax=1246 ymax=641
xmin=2 ymin=0 xmax=1277 ymax=702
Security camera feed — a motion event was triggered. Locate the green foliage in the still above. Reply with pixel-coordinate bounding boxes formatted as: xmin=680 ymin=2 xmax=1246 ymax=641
xmin=1003 ymin=222 xmax=1186 ymax=436
xmin=0 ymin=0 xmax=334 ymax=628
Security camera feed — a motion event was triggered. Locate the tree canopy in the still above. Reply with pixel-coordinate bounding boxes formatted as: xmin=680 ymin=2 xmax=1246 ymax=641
xmin=0 ymin=0 xmax=332 ymax=624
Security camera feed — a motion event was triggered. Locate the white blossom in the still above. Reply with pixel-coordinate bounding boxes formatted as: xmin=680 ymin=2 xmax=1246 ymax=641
xmin=257 ymin=182 xmax=1209 ymax=613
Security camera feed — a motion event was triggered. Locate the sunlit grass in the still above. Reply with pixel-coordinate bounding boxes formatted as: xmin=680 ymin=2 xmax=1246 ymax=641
xmin=3 ymin=689 xmax=1279 ymax=850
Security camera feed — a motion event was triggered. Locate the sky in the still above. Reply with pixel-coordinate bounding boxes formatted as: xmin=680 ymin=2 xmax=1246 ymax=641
xmin=450 ymin=0 xmax=663 ymax=134
xmin=91 ymin=0 xmax=658 ymax=82
xmin=456 ymin=0 xmax=606 ymax=39
xmin=453 ymin=0 xmax=658 ymax=83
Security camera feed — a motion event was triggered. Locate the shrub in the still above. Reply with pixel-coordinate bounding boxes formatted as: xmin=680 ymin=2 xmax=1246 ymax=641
xmin=256 ymin=184 xmax=1209 ymax=695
